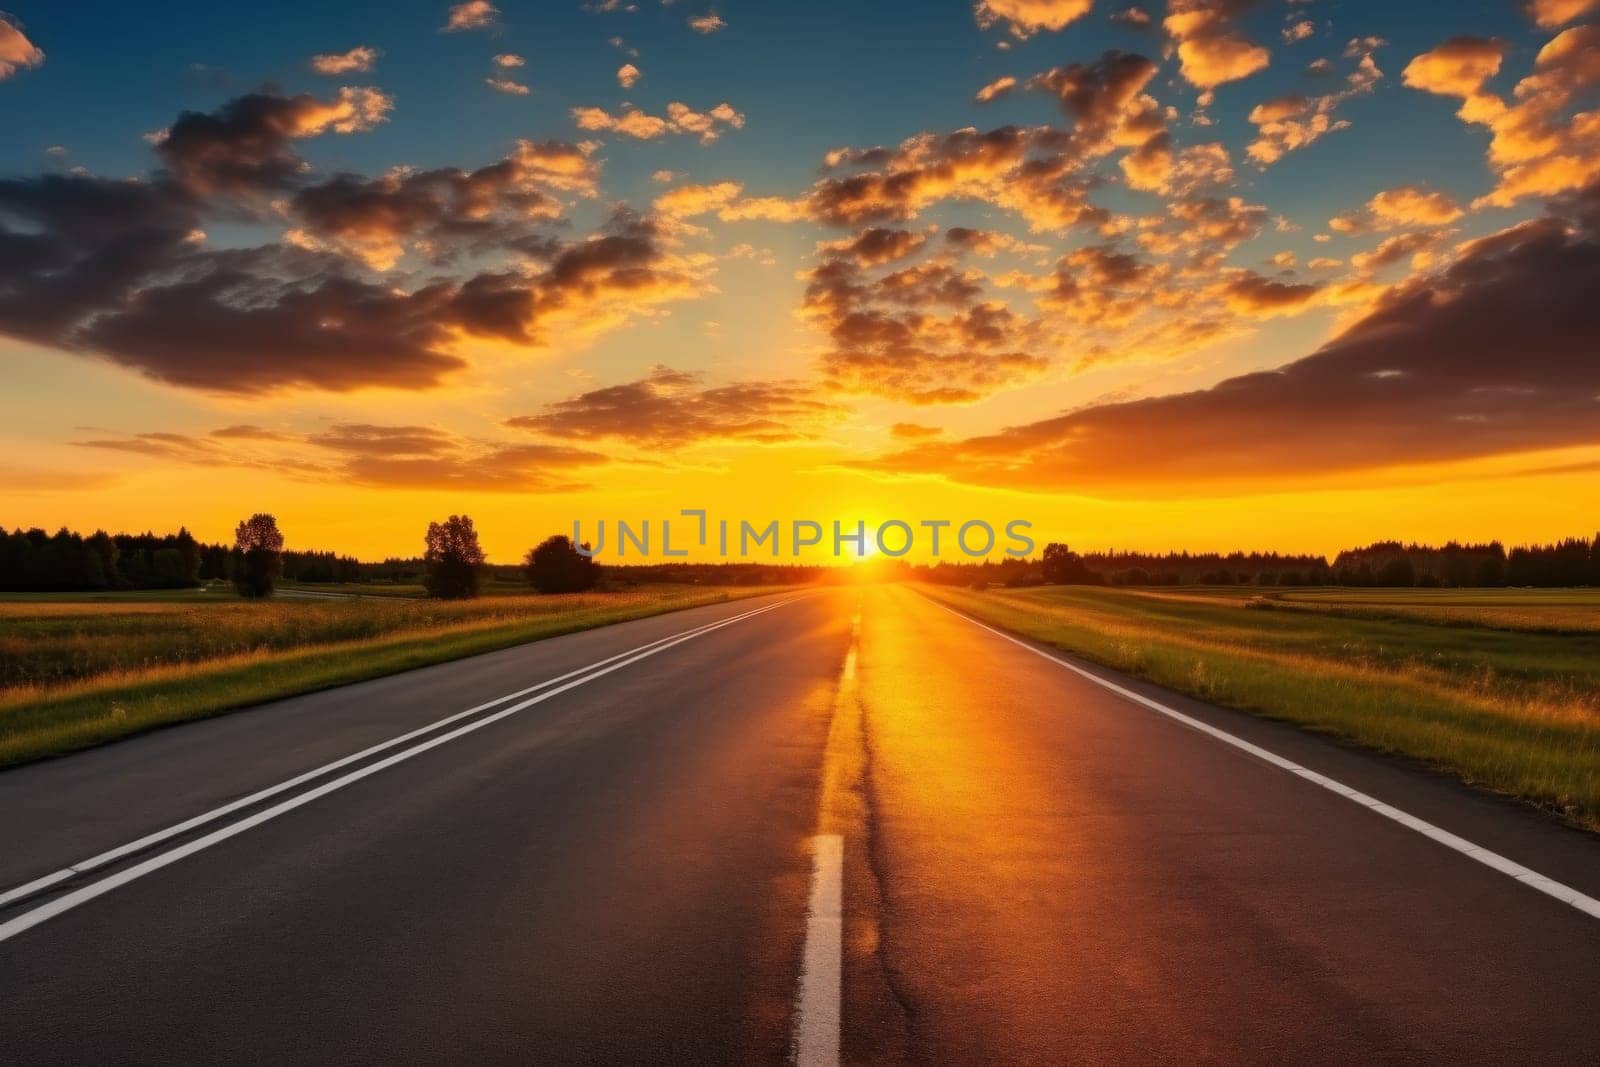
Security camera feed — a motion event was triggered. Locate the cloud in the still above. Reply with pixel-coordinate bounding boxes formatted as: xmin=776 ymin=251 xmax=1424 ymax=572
xmin=0 ymin=101 xmax=708 ymax=396
xmin=486 ymin=76 xmax=530 ymax=95
xmin=943 ymin=226 xmax=1040 ymax=257
xmin=283 ymin=139 xmax=599 ymax=269
xmin=0 ymin=13 xmax=44 ymax=81
xmin=1348 ymin=229 xmax=1449 ymax=273
xmin=857 ymin=191 xmax=1600 ymax=491
xmin=789 ymin=125 xmax=1104 ymax=233
xmin=1526 ymin=0 xmax=1600 ymax=29
xmin=1404 ymin=29 xmax=1600 ymax=207
xmin=1109 ymin=6 xmax=1151 ymax=29
xmin=507 ymin=366 xmax=844 ymax=446
xmin=653 ymin=179 xmax=744 ymax=217
xmin=975 ymin=75 xmax=1018 ymax=104
xmin=493 ymin=53 xmax=525 ymax=68
xmin=443 ymin=1 xmax=499 ymax=31
xmin=1217 ymin=270 xmax=1321 ymax=315
xmin=571 ymin=100 xmax=745 ymax=143
xmin=1282 ymin=20 xmax=1314 ymax=45
xmin=1163 ymin=0 xmax=1271 ymax=99
xmin=1402 ymin=36 xmax=1508 ymax=99
xmin=974 ymin=0 xmax=1094 ymax=39
xmin=79 ymin=420 xmax=610 ymax=492
xmin=1246 ymin=40 xmax=1383 ymax=165
xmin=153 ymin=88 xmax=394 ymax=195
xmin=802 ymin=240 xmax=1049 ymax=404
xmin=310 ymin=46 xmax=381 ymax=75
xmin=819 ymin=227 xmax=929 ymax=267
xmin=687 ymin=12 xmax=727 ymax=33
xmin=617 ymin=62 xmax=641 ymax=88
xmin=1369 ymin=184 xmax=1464 ymax=227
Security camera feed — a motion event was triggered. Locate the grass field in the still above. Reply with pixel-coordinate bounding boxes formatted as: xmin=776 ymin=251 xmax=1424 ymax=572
xmin=0 ymin=585 xmax=790 ymax=767
xmin=921 ymin=584 xmax=1600 ymax=831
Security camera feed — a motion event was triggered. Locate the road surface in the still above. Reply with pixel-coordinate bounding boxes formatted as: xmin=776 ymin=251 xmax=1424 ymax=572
xmin=2 ymin=585 xmax=1599 ymax=1063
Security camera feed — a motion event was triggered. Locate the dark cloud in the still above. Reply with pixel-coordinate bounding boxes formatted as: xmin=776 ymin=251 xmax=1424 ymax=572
xmin=154 ymin=88 xmax=392 ymax=196
xmin=0 ymin=102 xmax=698 ymax=394
xmin=507 ymin=366 xmax=845 ymax=447
xmin=859 ymin=193 xmax=1600 ymax=489
xmin=820 ymin=227 xmax=927 ymax=267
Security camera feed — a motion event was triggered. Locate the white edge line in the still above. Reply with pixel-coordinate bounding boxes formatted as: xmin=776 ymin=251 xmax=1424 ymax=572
xmin=0 ymin=595 xmax=800 ymax=915
xmin=922 ymin=593 xmax=1600 ymax=922
xmin=0 ymin=596 xmax=805 ymax=943
xmin=793 ymin=833 xmax=843 ymax=1067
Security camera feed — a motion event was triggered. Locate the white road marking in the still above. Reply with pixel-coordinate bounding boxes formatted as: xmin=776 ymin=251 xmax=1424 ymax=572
xmin=794 ymin=834 xmax=844 ymax=1067
xmin=790 ymin=599 xmax=860 ymax=1065
xmin=926 ymin=595 xmax=1600 ymax=922
xmin=0 ymin=596 xmax=804 ymax=941
xmin=0 ymin=597 xmax=793 ymax=912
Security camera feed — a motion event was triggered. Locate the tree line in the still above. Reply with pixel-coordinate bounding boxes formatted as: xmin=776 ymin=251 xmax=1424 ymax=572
xmin=0 ymin=516 xmax=600 ymax=599
xmin=909 ymin=535 xmax=1600 ymax=589
xmin=5 ymin=520 xmax=1600 ymax=594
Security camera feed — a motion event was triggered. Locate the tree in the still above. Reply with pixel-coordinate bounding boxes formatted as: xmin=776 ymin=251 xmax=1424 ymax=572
xmin=525 ymin=534 xmax=601 ymax=594
xmin=233 ymin=513 xmax=284 ymax=598
xmin=424 ymin=514 xmax=485 ymax=599
xmin=1041 ymin=542 xmax=1097 ymax=585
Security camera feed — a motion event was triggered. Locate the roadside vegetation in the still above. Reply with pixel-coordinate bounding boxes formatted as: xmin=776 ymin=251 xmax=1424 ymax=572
xmin=921 ymin=584 xmax=1600 ymax=831
xmin=0 ymin=585 xmax=789 ymax=767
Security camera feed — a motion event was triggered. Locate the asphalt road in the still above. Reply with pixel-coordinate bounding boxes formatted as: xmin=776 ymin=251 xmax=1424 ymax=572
xmin=3 ymin=585 xmax=1600 ymax=1063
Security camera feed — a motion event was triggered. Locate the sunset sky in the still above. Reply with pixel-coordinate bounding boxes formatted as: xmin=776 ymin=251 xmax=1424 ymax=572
xmin=3 ymin=0 xmax=1599 ymax=562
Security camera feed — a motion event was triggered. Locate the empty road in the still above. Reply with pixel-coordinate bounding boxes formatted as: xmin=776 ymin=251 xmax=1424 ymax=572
xmin=2 ymin=586 xmax=1599 ymax=1063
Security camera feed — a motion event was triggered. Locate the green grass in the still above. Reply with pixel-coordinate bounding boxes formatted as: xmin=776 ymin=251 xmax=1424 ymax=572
xmin=0 ymin=586 xmax=789 ymax=767
xmin=921 ymin=584 xmax=1600 ymax=830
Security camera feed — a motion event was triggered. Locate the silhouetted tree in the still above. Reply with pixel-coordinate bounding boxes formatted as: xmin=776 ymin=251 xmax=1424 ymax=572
xmin=424 ymin=515 xmax=485 ymax=599
xmin=233 ymin=513 xmax=284 ymax=598
xmin=1041 ymin=542 xmax=1098 ymax=584
xmin=525 ymin=534 xmax=601 ymax=594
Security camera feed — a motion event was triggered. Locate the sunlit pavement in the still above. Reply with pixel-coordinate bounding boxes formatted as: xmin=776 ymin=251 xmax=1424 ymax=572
xmin=2 ymin=586 xmax=1599 ymax=1063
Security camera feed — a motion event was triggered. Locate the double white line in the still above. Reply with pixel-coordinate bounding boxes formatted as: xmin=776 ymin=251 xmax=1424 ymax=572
xmin=0 ymin=595 xmax=804 ymax=944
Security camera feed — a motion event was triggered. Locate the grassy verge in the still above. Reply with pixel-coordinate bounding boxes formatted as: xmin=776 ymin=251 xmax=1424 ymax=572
xmin=0 ymin=586 xmax=789 ymax=767
xmin=920 ymin=584 xmax=1600 ymax=830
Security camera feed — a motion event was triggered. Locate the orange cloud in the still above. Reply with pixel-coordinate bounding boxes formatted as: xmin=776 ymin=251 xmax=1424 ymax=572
xmin=617 ymin=63 xmax=642 ymax=88
xmin=1406 ymin=29 xmax=1600 ymax=208
xmin=1526 ymin=0 xmax=1600 ymax=29
xmin=653 ymin=180 xmax=745 ymax=217
xmin=975 ymin=75 xmax=1019 ymax=103
xmin=1247 ymin=40 xmax=1383 ymax=165
xmin=0 ymin=13 xmax=44 ymax=81
xmin=1369 ymin=184 xmax=1464 ymax=226
xmin=1402 ymin=35 xmax=1507 ymax=99
xmin=975 ymin=0 xmax=1095 ymax=39
xmin=443 ymin=1 xmax=499 ymax=32
xmin=572 ymin=101 xmax=745 ymax=143
xmin=1164 ymin=0 xmax=1270 ymax=99
xmin=310 ymin=45 xmax=380 ymax=75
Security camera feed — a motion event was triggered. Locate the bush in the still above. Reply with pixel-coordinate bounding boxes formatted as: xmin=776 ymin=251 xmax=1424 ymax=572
xmin=525 ymin=535 xmax=601 ymax=594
